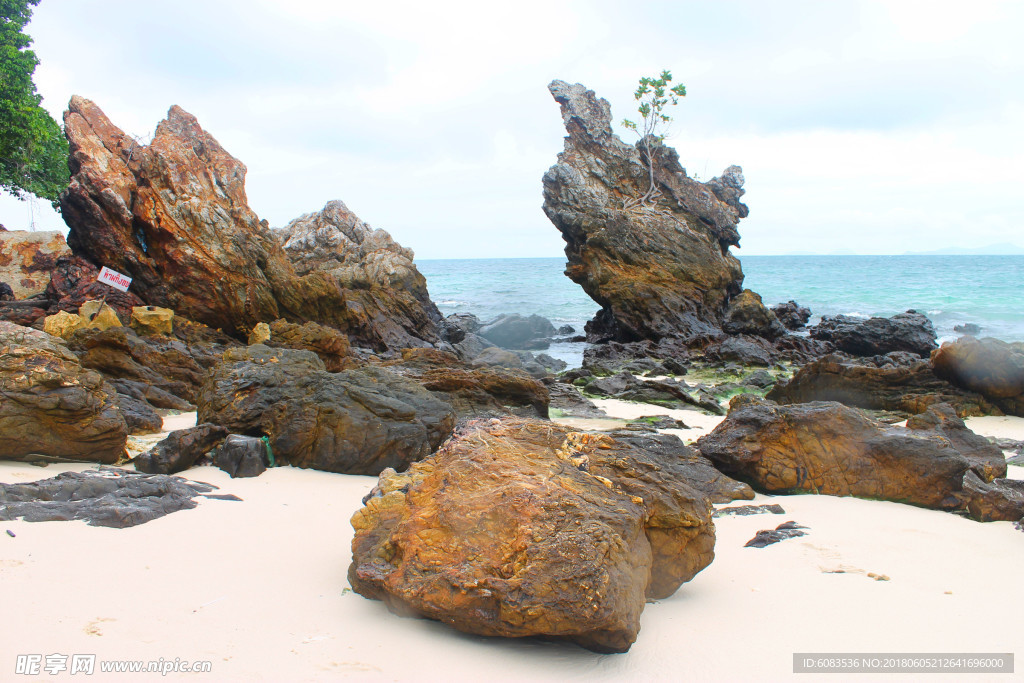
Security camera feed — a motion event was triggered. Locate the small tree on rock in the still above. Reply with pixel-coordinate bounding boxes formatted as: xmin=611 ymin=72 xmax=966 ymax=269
xmin=621 ymin=70 xmax=686 ymax=206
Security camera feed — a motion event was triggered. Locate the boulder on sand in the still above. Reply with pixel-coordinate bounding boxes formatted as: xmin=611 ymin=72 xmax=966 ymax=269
xmin=931 ymin=336 xmax=1024 ymax=417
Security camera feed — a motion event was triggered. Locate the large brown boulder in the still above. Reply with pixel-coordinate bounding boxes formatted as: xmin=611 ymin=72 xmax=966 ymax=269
xmin=542 ymin=81 xmax=747 ymax=344
xmin=722 ymin=290 xmax=786 ymax=340
xmin=931 ymin=336 xmax=1024 ymax=416
xmin=766 ymin=352 xmax=999 ymax=417
xmin=265 ymin=318 xmax=354 ymax=372
xmin=696 ymin=397 xmax=1005 ymax=510
xmin=0 ymin=230 xmax=70 ymax=299
xmin=59 ymin=97 xmax=439 ymax=349
xmin=197 ymin=346 xmax=455 ymax=475
xmin=349 ymin=417 xmax=715 ymax=653
xmin=0 ymin=322 xmax=127 ymax=463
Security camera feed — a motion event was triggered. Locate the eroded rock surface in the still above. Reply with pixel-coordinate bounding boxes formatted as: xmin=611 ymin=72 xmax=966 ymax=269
xmin=542 ymin=81 xmax=746 ymax=344
xmin=0 ymin=230 xmax=69 ymax=299
xmin=349 ymin=417 xmax=715 ymax=653
xmin=197 ymin=346 xmax=455 ymax=475
xmin=809 ymin=311 xmax=937 ymax=358
xmin=0 ymin=322 xmax=126 ymax=463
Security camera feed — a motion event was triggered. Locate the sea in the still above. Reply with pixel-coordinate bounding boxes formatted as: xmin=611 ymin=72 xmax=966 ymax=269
xmin=418 ymin=255 xmax=1023 ymax=367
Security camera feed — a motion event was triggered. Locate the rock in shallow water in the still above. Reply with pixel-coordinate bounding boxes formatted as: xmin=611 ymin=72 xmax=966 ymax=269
xmin=349 ymin=417 xmax=716 ymax=653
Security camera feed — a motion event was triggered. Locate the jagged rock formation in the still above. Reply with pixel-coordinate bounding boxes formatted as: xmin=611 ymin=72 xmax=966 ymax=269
xmin=59 ymin=96 xmax=438 ymax=349
xmin=0 ymin=230 xmax=69 ymax=299
xmin=766 ymin=352 xmax=999 ymax=417
xmin=542 ymin=80 xmax=748 ymax=345
xmin=771 ymin=300 xmax=811 ymax=330
xmin=134 ymin=423 xmax=228 ymax=475
xmin=932 ymin=336 xmax=1024 ymax=417
xmin=0 ymin=322 xmax=127 ymax=463
xmin=349 ymin=417 xmax=715 ymax=653
xmin=722 ymin=290 xmax=786 ymax=340
xmin=277 ymin=200 xmax=441 ymax=349
xmin=197 ymin=346 xmax=455 ymax=475
xmin=696 ymin=397 xmax=1006 ymax=511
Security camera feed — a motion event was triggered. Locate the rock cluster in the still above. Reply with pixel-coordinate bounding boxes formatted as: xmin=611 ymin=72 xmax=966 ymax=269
xmin=350 ymin=417 xmax=715 ymax=653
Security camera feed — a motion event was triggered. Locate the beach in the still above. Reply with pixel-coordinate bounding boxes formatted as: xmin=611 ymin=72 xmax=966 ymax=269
xmin=3 ymin=407 xmax=1021 ymax=682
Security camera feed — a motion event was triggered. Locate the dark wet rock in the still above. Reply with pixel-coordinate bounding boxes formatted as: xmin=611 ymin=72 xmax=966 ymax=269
xmin=703 ymin=335 xmax=775 ymax=367
xmin=349 ymin=417 xmax=715 ymax=653
xmin=1 ymin=322 xmax=127 ymax=463
xmin=954 ymin=323 xmax=982 ymax=335
xmin=809 ymin=311 xmax=937 ymax=358
xmin=0 ymin=282 xmax=13 ymax=301
xmin=451 ymin=332 xmax=495 ymax=362
xmin=696 ymin=398 xmax=994 ymax=510
xmin=478 ymin=314 xmax=557 ymax=349
xmin=931 ymin=336 xmax=1024 ymax=417
xmin=771 ymin=301 xmax=812 ymax=331
xmin=772 ymin=334 xmax=835 ymax=364
xmin=535 ymin=353 xmax=568 ymax=374
xmin=743 ymin=369 xmax=776 ymax=388
xmin=108 ymin=378 xmax=193 ymax=411
xmin=213 ymin=435 xmax=268 ymax=478
xmin=198 ymin=346 xmax=455 ymax=475
xmin=585 ymin=371 xmax=723 ymax=414
xmin=134 ymin=423 xmax=228 ymax=475
xmin=116 ymin=393 xmax=163 ymax=434
xmin=557 ymin=324 xmax=576 ymax=335
xmin=583 ymin=338 xmax=691 ymax=376
xmin=723 ymin=290 xmax=786 ymax=340
xmin=767 ymin=352 xmax=999 ymax=417
xmin=744 ymin=521 xmax=809 ymax=548
xmin=961 ymin=472 xmax=1024 ymax=522
xmin=713 ymin=503 xmax=786 ymax=518
xmin=547 ymin=382 xmax=608 ymax=419
xmin=0 ymin=467 xmax=232 ymax=528
xmin=542 ymin=80 xmax=749 ymax=345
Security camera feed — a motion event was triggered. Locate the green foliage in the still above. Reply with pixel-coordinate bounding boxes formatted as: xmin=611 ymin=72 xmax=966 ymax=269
xmin=0 ymin=0 xmax=69 ymax=209
xmin=621 ymin=70 xmax=686 ymax=203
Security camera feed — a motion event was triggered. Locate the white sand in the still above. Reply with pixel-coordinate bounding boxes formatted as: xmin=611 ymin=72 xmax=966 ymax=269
xmin=1 ymin=413 xmax=1021 ymax=681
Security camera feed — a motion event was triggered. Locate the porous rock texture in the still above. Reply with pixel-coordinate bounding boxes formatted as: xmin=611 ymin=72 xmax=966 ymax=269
xmin=59 ymin=97 xmax=439 ymax=349
xmin=0 ymin=230 xmax=70 ymax=299
xmin=349 ymin=417 xmax=715 ymax=653
xmin=696 ymin=397 xmax=1005 ymax=511
xmin=0 ymin=322 xmax=127 ymax=463
xmin=197 ymin=346 xmax=455 ymax=475
xmin=931 ymin=336 xmax=1024 ymax=417
xmin=542 ymin=80 xmax=747 ymax=345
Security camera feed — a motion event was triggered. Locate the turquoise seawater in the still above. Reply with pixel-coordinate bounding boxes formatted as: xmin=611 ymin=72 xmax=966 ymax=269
xmin=418 ymin=255 xmax=1024 ymax=345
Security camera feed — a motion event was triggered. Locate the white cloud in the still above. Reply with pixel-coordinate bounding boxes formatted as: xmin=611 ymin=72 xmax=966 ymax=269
xmin=2 ymin=0 xmax=1022 ymax=258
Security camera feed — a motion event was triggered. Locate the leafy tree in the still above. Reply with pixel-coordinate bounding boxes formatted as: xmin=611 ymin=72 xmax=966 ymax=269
xmin=621 ymin=70 xmax=686 ymax=205
xmin=0 ymin=0 xmax=68 ymax=209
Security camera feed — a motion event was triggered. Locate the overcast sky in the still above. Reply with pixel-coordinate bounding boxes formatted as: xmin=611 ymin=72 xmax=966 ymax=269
xmin=2 ymin=0 xmax=1022 ymax=258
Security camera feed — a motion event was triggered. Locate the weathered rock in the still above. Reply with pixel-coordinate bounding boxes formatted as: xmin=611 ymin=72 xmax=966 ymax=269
xmin=134 ymin=423 xmax=228 ymax=475
xmin=109 ymin=378 xmax=192 ymax=411
xmin=696 ymin=398 xmax=988 ymax=510
xmin=904 ymin=403 xmax=1006 ymax=481
xmin=547 ymin=382 xmax=608 ymax=419
xmin=197 ymin=346 xmax=455 ymax=475
xmin=0 ymin=467 xmax=230 ymax=528
xmin=771 ymin=300 xmax=811 ymax=330
xmin=767 ymin=352 xmax=999 ymax=417
xmin=116 ymin=393 xmax=163 ymax=434
xmin=265 ymin=319 xmax=353 ymax=372
xmin=585 ymin=371 xmax=723 ymax=414
xmin=349 ymin=417 xmax=715 ymax=653
xmin=723 ymin=290 xmax=786 ymax=340
xmin=60 ymin=98 xmax=439 ymax=349
xmin=478 ymin=314 xmax=557 ymax=349
xmin=542 ymin=81 xmax=748 ymax=344
xmin=962 ymin=472 xmax=1024 ymax=522
xmin=744 ymin=521 xmax=809 ymax=548
xmin=0 ymin=322 xmax=127 ymax=463
xmin=79 ymin=300 xmax=122 ymax=330
xmin=42 ymin=309 xmax=88 ymax=339
xmin=702 ymin=335 xmax=775 ymax=367
xmin=213 ymin=435 xmax=268 ymax=478
xmin=809 ymin=311 xmax=937 ymax=358
xmin=0 ymin=230 xmax=69 ymax=299
xmin=248 ymin=322 xmax=271 ymax=345
xmin=130 ymin=305 xmax=174 ymax=336
xmin=451 ymin=331 xmax=495 ymax=362
xmin=931 ymin=336 xmax=1024 ymax=416
xmin=67 ymin=326 xmax=224 ymax=404
xmin=387 ymin=347 xmax=550 ymax=419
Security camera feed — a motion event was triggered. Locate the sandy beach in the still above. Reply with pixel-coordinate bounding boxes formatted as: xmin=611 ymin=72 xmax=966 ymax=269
xmin=2 ymin=405 xmax=1021 ymax=682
